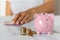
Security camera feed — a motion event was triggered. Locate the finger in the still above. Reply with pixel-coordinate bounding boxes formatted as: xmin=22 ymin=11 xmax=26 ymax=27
xmin=21 ymin=15 xmax=29 ymax=24
xmin=16 ymin=13 xmax=26 ymax=24
xmin=12 ymin=14 xmax=21 ymax=24
xmin=25 ymin=17 xmax=32 ymax=23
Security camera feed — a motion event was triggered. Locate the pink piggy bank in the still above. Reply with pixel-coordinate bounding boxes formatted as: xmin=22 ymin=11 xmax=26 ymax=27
xmin=34 ymin=13 xmax=54 ymax=35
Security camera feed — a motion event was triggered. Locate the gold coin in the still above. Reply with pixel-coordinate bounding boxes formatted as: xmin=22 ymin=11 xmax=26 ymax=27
xmin=20 ymin=27 xmax=26 ymax=35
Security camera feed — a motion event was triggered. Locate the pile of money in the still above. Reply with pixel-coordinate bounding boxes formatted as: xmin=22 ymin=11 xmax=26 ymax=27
xmin=20 ymin=27 xmax=37 ymax=36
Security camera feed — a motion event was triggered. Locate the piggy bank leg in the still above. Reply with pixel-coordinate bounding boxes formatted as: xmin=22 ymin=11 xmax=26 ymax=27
xmin=47 ymin=31 xmax=52 ymax=35
xmin=36 ymin=31 xmax=41 ymax=35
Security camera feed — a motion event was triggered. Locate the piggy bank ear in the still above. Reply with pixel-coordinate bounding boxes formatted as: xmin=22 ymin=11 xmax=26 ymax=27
xmin=48 ymin=14 xmax=54 ymax=19
xmin=34 ymin=14 xmax=39 ymax=18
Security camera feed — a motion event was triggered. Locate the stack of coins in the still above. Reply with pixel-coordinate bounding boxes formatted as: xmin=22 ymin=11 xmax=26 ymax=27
xmin=26 ymin=28 xmax=33 ymax=36
xmin=20 ymin=27 xmax=37 ymax=36
xmin=32 ymin=31 xmax=37 ymax=35
xmin=20 ymin=27 xmax=26 ymax=35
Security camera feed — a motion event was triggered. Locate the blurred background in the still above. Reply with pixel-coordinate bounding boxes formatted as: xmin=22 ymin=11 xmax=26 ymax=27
xmin=0 ymin=0 xmax=60 ymax=16
xmin=0 ymin=0 xmax=11 ymax=16
xmin=0 ymin=0 xmax=6 ymax=16
xmin=54 ymin=0 xmax=60 ymax=15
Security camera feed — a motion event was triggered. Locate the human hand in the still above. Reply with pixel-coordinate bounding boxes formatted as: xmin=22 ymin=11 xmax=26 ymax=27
xmin=12 ymin=11 xmax=34 ymax=24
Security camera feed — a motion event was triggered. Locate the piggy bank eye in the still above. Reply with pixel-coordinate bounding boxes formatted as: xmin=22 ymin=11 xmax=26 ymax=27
xmin=46 ymin=19 xmax=48 ymax=21
xmin=41 ymin=19 xmax=42 ymax=21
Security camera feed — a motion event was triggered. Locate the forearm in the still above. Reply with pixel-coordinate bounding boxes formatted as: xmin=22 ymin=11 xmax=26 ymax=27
xmin=36 ymin=1 xmax=54 ymax=13
xmin=6 ymin=1 xmax=13 ymax=16
xmin=26 ymin=0 xmax=54 ymax=14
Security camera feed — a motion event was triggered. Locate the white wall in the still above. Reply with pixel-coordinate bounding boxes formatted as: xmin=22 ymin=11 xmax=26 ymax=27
xmin=0 ymin=0 xmax=6 ymax=16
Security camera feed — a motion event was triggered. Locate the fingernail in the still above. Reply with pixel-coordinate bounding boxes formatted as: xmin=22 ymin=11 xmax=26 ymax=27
xmin=21 ymin=22 xmax=23 ymax=24
xmin=25 ymin=21 xmax=27 ymax=23
xmin=16 ymin=21 xmax=19 ymax=24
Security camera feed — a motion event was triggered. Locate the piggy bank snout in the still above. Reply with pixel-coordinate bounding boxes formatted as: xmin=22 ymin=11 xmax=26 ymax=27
xmin=41 ymin=23 xmax=48 ymax=27
xmin=42 ymin=24 xmax=47 ymax=27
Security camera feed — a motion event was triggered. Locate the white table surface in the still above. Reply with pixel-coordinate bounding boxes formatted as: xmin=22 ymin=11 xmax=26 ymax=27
xmin=0 ymin=16 xmax=60 ymax=40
